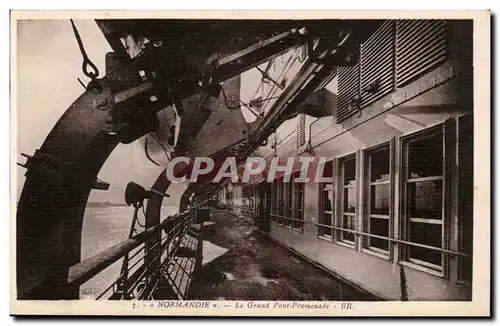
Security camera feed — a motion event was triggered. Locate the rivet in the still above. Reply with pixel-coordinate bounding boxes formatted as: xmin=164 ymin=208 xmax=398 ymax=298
xmin=150 ymin=95 xmax=158 ymax=102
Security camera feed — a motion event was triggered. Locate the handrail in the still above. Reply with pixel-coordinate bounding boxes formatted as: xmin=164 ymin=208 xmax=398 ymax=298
xmin=67 ymin=201 xmax=207 ymax=287
xmin=265 ymin=212 xmax=472 ymax=259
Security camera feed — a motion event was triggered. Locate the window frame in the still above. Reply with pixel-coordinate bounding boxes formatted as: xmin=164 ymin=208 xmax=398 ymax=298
xmin=292 ymin=171 xmax=305 ymax=232
xmin=271 ymin=179 xmax=276 ymax=223
xmin=336 ymin=153 xmax=358 ymax=248
xmin=283 ymin=178 xmax=293 ymax=229
xmin=362 ymin=141 xmax=394 ymax=259
xmin=399 ymin=122 xmax=452 ymax=278
xmin=278 ymin=177 xmax=285 ymax=225
xmin=273 ymin=177 xmax=285 ymax=225
xmin=318 ymin=160 xmax=335 ymax=240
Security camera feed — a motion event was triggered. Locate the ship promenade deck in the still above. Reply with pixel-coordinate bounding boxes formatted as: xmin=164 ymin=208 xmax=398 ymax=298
xmin=182 ymin=208 xmax=378 ymax=301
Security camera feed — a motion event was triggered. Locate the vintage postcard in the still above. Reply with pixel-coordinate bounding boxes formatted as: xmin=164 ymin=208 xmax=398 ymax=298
xmin=10 ymin=10 xmax=490 ymax=316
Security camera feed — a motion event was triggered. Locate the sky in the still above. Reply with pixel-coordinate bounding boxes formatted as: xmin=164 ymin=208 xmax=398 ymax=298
xmin=15 ymin=19 xmax=183 ymax=205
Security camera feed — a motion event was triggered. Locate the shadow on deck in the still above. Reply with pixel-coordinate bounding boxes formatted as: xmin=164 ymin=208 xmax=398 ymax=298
xmin=183 ymin=208 xmax=379 ymax=301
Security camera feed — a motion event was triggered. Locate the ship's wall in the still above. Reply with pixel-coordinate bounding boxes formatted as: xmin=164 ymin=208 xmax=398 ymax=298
xmin=267 ymin=66 xmax=472 ymax=300
xmin=230 ymin=21 xmax=474 ymax=301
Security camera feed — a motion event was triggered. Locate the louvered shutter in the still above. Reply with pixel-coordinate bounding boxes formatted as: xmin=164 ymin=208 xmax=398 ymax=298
xmin=396 ymin=20 xmax=447 ymax=87
xmin=361 ymin=21 xmax=395 ymax=108
xmin=336 ymin=54 xmax=360 ymax=123
xmin=297 ymin=113 xmax=306 ymax=147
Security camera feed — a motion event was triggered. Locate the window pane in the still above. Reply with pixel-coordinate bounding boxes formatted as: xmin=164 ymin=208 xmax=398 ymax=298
xmin=284 ymin=184 xmax=292 ymax=226
xmin=344 ymin=158 xmax=356 ymax=185
xmin=320 ymin=184 xmax=333 ymax=237
xmin=370 ymin=148 xmax=390 ymax=182
xmin=322 ymin=188 xmax=333 ymax=212
xmin=293 ymin=180 xmax=304 ymax=229
xmin=370 ymin=184 xmax=390 ymax=215
xmin=343 ymin=187 xmax=356 ymax=213
xmin=369 ymin=218 xmax=389 ymax=251
xmin=408 ymin=132 xmax=443 ymax=178
xmin=322 ymin=160 xmax=333 ymax=178
xmin=342 ymin=215 xmax=355 ymax=242
xmin=295 ymin=187 xmax=304 ymax=212
xmin=323 ymin=212 xmax=333 ymax=227
xmin=277 ymin=179 xmax=283 ymax=223
xmin=320 ymin=212 xmax=332 ymax=237
xmin=408 ymin=180 xmax=443 ymax=220
xmin=409 ymin=222 xmax=442 ymax=266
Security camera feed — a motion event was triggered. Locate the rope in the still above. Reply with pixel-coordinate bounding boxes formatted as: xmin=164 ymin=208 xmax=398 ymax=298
xmin=70 ymin=19 xmax=99 ymax=80
xmin=149 ymin=133 xmax=172 ymax=162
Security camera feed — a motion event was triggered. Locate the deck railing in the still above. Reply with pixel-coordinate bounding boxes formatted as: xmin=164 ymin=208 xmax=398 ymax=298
xmin=225 ymin=204 xmax=472 ymax=260
xmin=69 ymin=202 xmax=206 ymax=300
xmin=267 ymin=213 xmax=472 ymax=259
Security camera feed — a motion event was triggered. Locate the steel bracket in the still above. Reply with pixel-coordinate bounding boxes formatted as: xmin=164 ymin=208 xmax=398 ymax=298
xmin=20 ymin=150 xmax=63 ymax=177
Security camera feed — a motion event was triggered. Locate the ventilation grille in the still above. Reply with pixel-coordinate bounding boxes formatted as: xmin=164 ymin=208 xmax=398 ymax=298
xmin=396 ymin=20 xmax=447 ymax=87
xmin=297 ymin=113 xmax=306 ymax=147
xmin=361 ymin=21 xmax=395 ymax=108
xmin=336 ymin=59 xmax=360 ymax=123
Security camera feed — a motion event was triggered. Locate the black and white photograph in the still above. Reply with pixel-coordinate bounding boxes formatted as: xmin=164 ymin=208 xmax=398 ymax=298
xmin=11 ymin=11 xmax=490 ymax=316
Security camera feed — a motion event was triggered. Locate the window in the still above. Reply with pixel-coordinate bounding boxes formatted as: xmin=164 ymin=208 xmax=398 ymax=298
xmin=458 ymin=114 xmax=473 ymax=283
xmin=271 ymin=177 xmax=283 ymax=224
xmin=403 ymin=128 xmax=445 ymax=271
xmin=271 ymin=180 xmax=276 ymax=222
xmin=242 ymin=185 xmax=255 ymax=209
xmin=319 ymin=160 xmax=334 ymax=238
xmin=292 ymin=171 xmax=305 ymax=231
xmin=339 ymin=156 xmax=357 ymax=245
xmin=276 ymin=177 xmax=284 ymax=225
xmin=283 ymin=180 xmax=293 ymax=227
xmin=364 ymin=145 xmax=391 ymax=255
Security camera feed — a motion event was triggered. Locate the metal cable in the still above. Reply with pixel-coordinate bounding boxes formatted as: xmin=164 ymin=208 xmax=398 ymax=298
xmin=70 ymin=19 xmax=99 ymax=80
